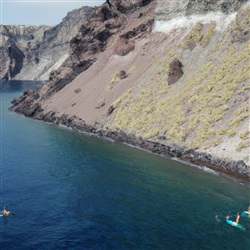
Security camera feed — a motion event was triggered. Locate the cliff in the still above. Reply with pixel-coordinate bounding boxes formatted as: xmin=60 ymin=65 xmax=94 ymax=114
xmin=10 ymin=0 xmax=250 ymax=180
xmin=0 ymin=6 xmax=93 ymax=80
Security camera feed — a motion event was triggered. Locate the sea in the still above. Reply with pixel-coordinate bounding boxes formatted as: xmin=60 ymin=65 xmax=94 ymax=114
xmin=0 ymin=80 xmax=250 ymax=249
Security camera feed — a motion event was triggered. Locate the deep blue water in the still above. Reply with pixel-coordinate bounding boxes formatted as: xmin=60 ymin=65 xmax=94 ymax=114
xmin=0 ymin=80 xmax=250 ymax=249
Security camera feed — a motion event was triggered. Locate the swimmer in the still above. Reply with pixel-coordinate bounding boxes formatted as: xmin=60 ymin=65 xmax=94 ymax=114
xmin=244 ymin=205 xmax=250 ymax=215
xmin=226 ymin=212 xmax=240 ymax=226
xmin=3 ymin=206 xmax=10 ymax=217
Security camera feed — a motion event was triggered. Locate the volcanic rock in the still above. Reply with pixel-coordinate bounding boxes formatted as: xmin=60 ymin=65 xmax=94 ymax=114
xmin=168 ymin=58 xmax=183 ymax=85
xmin=0 ymin=6 xmax=93 ymax=80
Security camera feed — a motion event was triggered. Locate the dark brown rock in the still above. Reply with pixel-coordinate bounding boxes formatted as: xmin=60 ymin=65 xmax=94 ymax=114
xmin=109 ymin=0 xmax=154 ymax=13
xmin=107 ymin=105 xmax=115 ymax=115
xmin=23 ymin=102 xmax=43 ymax=117
xmin=168 ymin=58 xmax=183 ymax=85
xmin=43 ymin=111 xmax=56 ymax=122
xmin=7 ymin=42 xmax=25 ymax=79
xmin=95 ymin=100 xmax=105 ymax=108
xmin=118 ymin=70 xmax=127 ymax=79
xmin=23 ymin=89 xmax=34 ymax=96
xmin=74 ymin=88 xmax=81 ymax=94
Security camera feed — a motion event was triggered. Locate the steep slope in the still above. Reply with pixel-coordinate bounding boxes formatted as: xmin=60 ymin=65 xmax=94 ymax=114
xmin=107 ymin=3 xmax=250 ymax=159
xmin=10 ymin=0 xmax=250 ymax=179
xmin=0 ymin=6 xmax=93 ymax=80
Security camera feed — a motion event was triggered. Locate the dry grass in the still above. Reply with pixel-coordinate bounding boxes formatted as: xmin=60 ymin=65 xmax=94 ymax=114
xmin=107 ymin=34 xmax=250 ymax=149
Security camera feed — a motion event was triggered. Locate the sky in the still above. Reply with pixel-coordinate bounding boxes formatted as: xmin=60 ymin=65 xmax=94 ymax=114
xmin=0 ymin=0 xmax=105 ymax=25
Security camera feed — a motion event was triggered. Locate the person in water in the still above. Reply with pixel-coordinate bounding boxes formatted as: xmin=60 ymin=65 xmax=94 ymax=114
xmin=226 ymin=212 xmax=240 ymax=226
xmin=215 ymin=214 xmax=221 ymax=222
xmin=245 ymin=205 xmax=250 ymax=215
xmin=3 ymin=206 xmax=10 ymax=217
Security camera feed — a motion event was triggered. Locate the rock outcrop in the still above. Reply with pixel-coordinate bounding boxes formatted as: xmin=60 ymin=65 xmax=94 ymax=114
xmin=0 ymin=6 xmax=93 ymax=80
xmin=10 ymin=0 xmax=156 ymax=110
xmin=155 ymin=0 xmax=248 ymax=20
xmin=168 ymin=59 xmax=183 ymax=85
xmin=1 ymin=25 xmax=50 ymax=79
xmin=37 ymin=0 xmax=156 ymax=97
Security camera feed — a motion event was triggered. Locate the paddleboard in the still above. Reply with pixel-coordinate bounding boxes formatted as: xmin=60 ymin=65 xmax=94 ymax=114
xmin=226 ymin=219 xmax=244 ymax=229
xmin=241 ymin=211 xmax=250 ymax=219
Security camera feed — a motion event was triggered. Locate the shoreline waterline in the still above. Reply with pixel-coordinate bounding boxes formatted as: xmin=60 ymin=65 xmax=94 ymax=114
xmin=13 ymin=110 xmax=250 ymax=185
xmin=3 ymin=80 xmax=249 ymax=183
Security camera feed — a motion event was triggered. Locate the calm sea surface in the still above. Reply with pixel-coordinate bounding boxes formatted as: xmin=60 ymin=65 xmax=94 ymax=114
xmin=0 ymin=80 xmax=250 ymax=249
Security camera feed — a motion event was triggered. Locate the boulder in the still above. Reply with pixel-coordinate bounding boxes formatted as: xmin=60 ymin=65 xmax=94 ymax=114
xmin=118 ymin=70 xmax=127 ymax=79
xmin=168 ymin=58 xmax=183 ymax=85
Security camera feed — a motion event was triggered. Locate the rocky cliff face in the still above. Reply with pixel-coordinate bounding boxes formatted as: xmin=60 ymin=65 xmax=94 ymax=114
xmin=42 ymin=0 xmax=155 ymax=97
xmin=0 ymin=25 xmax=50 ymax=79
xmin=10 ymin=0 xmax=250 ymax=179
xmin=0 ymin=6 xmax=93 ymax=80
xmin=155 ymin=0 xmax=248 ymax=20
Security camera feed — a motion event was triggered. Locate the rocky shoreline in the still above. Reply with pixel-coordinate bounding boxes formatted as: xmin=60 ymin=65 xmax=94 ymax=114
xmin=10 ymin=92 xmax=250 ymax=183
xmin=7 ymin=0 xmax=250 ymax=185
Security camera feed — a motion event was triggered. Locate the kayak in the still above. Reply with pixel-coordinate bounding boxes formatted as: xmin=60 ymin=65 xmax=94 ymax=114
xmin=241 ymin=211 xmax=250 ymax=219
xmin=226 ymin=219 xmax=244 ymax=229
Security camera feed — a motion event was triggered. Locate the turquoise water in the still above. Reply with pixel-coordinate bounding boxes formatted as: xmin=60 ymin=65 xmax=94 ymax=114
xmin=0 ymin=80 xmax=250 ymax=249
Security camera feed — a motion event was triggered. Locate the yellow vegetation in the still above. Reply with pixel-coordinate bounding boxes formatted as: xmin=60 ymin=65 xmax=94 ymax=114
xmin=106 ymin=26 xmax=250 ymax=150
xmin=236 ymin=141 xmax=250 ymax=152
xmin=106 ymin=72 xmax=120 ymax=91
xmin=240 ymin=131 xmax=250 ymax=139
xmin=201 ymin=23 xmax=216 ymax=48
